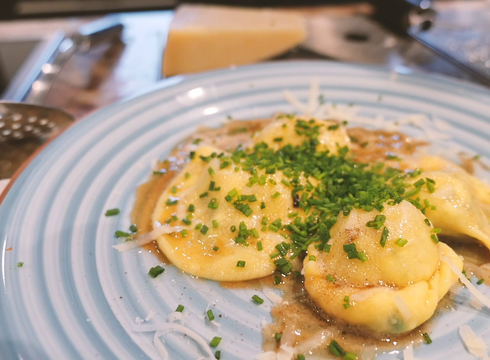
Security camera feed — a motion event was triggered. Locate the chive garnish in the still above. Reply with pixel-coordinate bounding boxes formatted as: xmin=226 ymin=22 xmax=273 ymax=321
xmin=271 ymin=192 xmax=280 ymax=199
xmin=181 ymin=229 xmax=188 ymax=237
xmin=215 ymin=350 xmax=221 ymax=359
xmin=201 ymin=225 xmax=209 ymax=235
xmin=129 ymin=224 xmax=138 ymax=233
xmin=395 ymin=238 xmax=408 ymax=247
xmin=212 ymin=220 xmax=219 ymax=228
xmin=148 ymin=265 xmax=165 ymax=278
xmin=115 ymin=230 xmax=130 ymax=238
xmin=275 ymin=333 xmax=282 ymax=341
xmin=422 ymin=332 xmax=432 ymax=344
xmin=236 ymin=260 xmax=246 ymax=267
xmin=477 ymin=278 xmax=485 ymax=285
xmin=252 ymin=295 xmax=264 ymax=304
xmin=17 ymin=262 xmax=24 ymax=268
xmin=257 ymin=241 xmax=263 ymax=251
xmin=210 ymin=336 xmax=221 ymax=347
xmin=207 ymin=310 xmax=215 ymax=321
xmin=105 ymin=208 xmax=120 ymax=216
xmin=176 ymin=304 xmax=184 ymax=312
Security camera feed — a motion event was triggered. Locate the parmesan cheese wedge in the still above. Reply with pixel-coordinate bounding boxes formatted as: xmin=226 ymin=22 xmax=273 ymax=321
xmin=163 ymin=5 xmax=307 ymax=77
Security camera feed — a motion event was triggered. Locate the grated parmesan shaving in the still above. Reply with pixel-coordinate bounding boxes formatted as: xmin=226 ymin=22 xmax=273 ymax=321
xmin=210 ymin=320 xmax=221 ymax=328
xmin=145 ymin=311 xmax=156 ymax=322
xmin=459 ymin=325 xmax=490 ymax=360
xmin=134 ymin=323 xmax=215 ymax=360
xmin=442 ymin=256 xmax=490 ymax=309
xmin=350 ymin=287 xmax=394 ymax=302
xmin=394 ymin=295 xmax=412 ymax=322
xmin=255 ymin=351 xmax=277 ymax=360
xmin=113 ymin=225 xmax=182 ymax=251
xmin=403 ymin=344 xmax=417 ymax=360
xmin=167 ymin=311 xmax=184 ymax=325
xmin=277 ymin=344 xmax=295 ymax=360
xmin=283 ymin=90 xmax=309 ymax=114
xmin=262 ymin=288 xmax=283 ymax=305
xmin=306 ymin=79 xmax=319 ymax=116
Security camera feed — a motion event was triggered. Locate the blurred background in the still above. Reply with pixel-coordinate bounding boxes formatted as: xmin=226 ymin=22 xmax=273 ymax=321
xmin=0 ymin=0 xmax=489 ymax=178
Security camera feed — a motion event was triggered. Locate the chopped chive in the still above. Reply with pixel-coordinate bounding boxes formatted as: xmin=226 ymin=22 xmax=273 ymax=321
xmin=230 ymin=225 xmax=237 ymax=232
xmin=273 ymin=137 xmax=283 ymax=142
xmin=275 ymin=333 xmax=282 ymax=341
xmin=257 ymin=241 xmax=263 ymax=251
xmin=215 ymin=350 xmax=221 ymax=359
xmin=236 ymin=260 xmax=246 ymax=267
xmin=297 ymin=355 xmax=306 ymax=360
xmin=17 ymin=262 xmax=24 ymax=268
xmin=209 ymin=181 xmax=215 ymax=191
xmin=477 ymin=278 xmax=485 ymax=285
xmin=210 ymin=336 xmax=221 ymax=347
xmin=208 ymin=167 xmax=215 ymax=176
xmin=395 ymin=238 xmax=408 ymax=247
xmin=181 ymin=229 xmax=188 ymax=237
xmin=208 ymin=198 xmax=219 ymax=209
xmin=172 ymin=186 xmax=177 ymax=194
xmin=260 ymin=202 xmax=266 ymax=209
xmin=115 ymin=230 xmax=130 ymax=238
xmin=328 ymin=340 xmax=345 ymax=357
xmin=252 ymin=295 xmax=264 ymax=304
xmin=251 ymin=228 xmax=259 ymax=238
xmin=201 ymin=225 xmax=209 ymax=235
xmin=274 ymin=276 xmax=282 ymax=285
xmin=431 ymin=234 xmax=439 ymax=243
xmin=326 ymin=275 xmax=335 ymax=282
xmin=207 ymin=310 xmax=215 ymax=321
xmin=309 ymin=255 xmax=316 ymax=261
xmin=129 ymin=224 xmax=138 ymax=233
xmin=344 ymin=352 xmax=357 ymax=360
xmin=199 ymin=192 xmax=208 ymax=198
xmin=424 ymin=218 xmax=431 ymax=226
xmin=188 ymin=204 xmax=195 ymax=212
xmin=357 ymin=251 xmax=368 ymax=262
xmin=185 ymin=172 xmax=190 ymax=179
xmin=380 ymin=227 xmax=389 ymax=247
xmin=213 ymin=246 xmax=219 ymax=251
xmin=190 ymin=151 xmax=195 ymax=160
xmin=166 ymin=199 xmax=178 ymax=206
xmin=422 ymin=332 xmax=432 ymax=344
xmin=288 ymin=211 xmax=299 ymax=218
xmin=105 ymin=208 xmax=120 ymax=216
xmin=212 ymin=220 xmax=219 ymax=228
xmin=148 ymin=265 xmax=165 ymax=278
xmin=271 ymin=192 xmax=281 ymax=199
xmin=176 ymin=304 xmax=184 ymax=312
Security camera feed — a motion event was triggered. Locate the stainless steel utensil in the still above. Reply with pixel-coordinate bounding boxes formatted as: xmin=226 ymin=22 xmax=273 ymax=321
xmin=0 ymin=102 xmax=75 ymax=142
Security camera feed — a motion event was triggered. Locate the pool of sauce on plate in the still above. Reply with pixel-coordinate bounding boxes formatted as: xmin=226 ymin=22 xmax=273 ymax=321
xmin=130 ymin=118 xmax=487 ymax=359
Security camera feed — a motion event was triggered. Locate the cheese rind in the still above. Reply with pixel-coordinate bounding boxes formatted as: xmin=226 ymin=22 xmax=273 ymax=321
xmin=163 ymin=5 xmax=307 ymax=77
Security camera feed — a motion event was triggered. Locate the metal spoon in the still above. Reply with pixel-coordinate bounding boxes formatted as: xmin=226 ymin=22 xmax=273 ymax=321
xmin=0 ymin=102 xmax=74 ymax=142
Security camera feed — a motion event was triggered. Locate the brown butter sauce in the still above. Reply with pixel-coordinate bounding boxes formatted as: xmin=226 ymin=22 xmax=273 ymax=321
xmin=130 ymin=119 xmax=479 ymax=359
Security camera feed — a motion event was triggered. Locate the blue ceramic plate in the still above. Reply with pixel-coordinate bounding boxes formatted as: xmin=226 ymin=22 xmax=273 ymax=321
xmin=1 ymin=61 xmax=490 ymax=360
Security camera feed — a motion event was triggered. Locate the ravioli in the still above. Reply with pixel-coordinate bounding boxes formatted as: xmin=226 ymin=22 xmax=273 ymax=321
xmin=153 ymin=145 xmax=306 ymax=281
xmin=253 ymin=115 xmax=350 ymax=154
xmin=406 ymin=156 xmax=490 ymax=249
xmin=303 ymin=200 xmax=462 ymax=334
